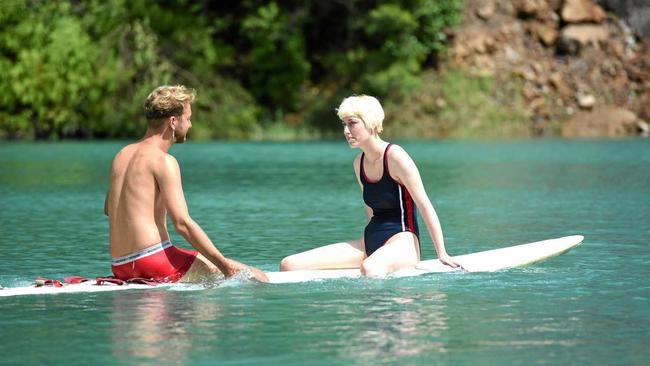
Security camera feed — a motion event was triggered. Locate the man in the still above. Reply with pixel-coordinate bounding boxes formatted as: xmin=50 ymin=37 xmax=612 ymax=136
xmin=104 ymin=85 xmax=268 ymax=283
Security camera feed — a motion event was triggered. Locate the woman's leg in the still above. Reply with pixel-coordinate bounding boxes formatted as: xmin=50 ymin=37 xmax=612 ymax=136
xmin=361 ymin=232 xmax=419 ymax=276
xmin=280 ymin=237 xmax=366 ymax=271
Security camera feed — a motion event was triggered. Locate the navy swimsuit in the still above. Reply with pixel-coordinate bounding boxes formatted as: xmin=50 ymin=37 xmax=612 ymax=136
xmin=361 ymin=144 xmax=420 ymax=256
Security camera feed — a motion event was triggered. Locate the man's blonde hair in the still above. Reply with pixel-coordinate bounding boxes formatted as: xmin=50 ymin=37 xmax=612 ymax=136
xmin=336 ymin=95 xmax=385 ymax=134
xmin=144 ymin=85 xmax=196 ymax=128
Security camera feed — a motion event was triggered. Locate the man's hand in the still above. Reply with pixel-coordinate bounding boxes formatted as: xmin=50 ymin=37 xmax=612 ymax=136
xmin=248 ymin=267 xmax=269 ymax=282
xmin=222 ymin=258 xmax=269 ymax=282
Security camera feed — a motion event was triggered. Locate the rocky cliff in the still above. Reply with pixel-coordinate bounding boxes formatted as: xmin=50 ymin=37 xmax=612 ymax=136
xmin=449 ymin=0 xmax=649 ymax=137
xmin=599 ymin=0 xmax=650 ymax=37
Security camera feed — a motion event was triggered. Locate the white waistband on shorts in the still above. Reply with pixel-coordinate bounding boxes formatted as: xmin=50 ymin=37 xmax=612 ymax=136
xmin=111 ymin=240 xmax=173 ymax=266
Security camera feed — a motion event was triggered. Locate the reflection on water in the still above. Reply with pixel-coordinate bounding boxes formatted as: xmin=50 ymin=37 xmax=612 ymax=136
xmin=109 ymin=289 xmax=222 ymax=364
xmin=348 ymin=290 xmax=449 ymax=363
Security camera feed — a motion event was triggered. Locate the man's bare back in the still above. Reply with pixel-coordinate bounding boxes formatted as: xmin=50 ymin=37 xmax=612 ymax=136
xmin=105 ymin=85 xmax=268 ymax=282
xmin=106 ymin=141 xmax=171 ymax=257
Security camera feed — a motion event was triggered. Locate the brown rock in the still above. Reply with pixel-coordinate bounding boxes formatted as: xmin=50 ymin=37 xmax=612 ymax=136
xmin=576 ymin=93 xmax=596 ymax=109
xmin=639 ymin=95 xmax=650 ymax=121
xmin=504 ymin=45 xmax=522 ymax=63
xmin=562 ymin=106 xmax=641 ymax=137
xmin=523 ymin=82 xmax=539 ymax=100
xmin=456 ymin=31 xmax=497 ymax=56
xmin=550 ymin=73 xmax=572 ymax=96
xmin=530 ymin=22 xmax=558 ymax=46
xmin=600 ymin=59 xmax=619 ymax=77
xmin=638 ymin=120 xmax=649 ymax=137
xmin=610 ymin=41 xmax=625 ymax=59
xmin=513 ymin=0 xmax=550 ymax=19
xmin=477 ymin=1 xmax=495 ymax=20
xmin=559 ymin=24 xmax=609 ymax=46
xmin=513 ymin=0 xmax=541 ymax=17
xmin=624 ymin=64 xmax=649 ymax=83
xmin=530 ymin=97 xmax=547 ymax=112
xmin=515 ymin=65 xmax=537 ymax=81
xmin=547 ymin=0 xmax=563 ymax=11
xmin=453 ymin=42 xmax=471 ymax=59
xmin=561 ymin=0 xmax=606 ymax=23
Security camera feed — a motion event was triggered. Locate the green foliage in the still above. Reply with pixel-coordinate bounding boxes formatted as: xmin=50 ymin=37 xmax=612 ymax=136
xmin=0 ymin=0 xmax=466 ymax=140
xmin=241 ymin=2 xmax=310 ymax=112
xmin=190 ymin=77 xmax=261 ymax=140
xmin=359 ymin=4 xmax=426 ymax=96
xmin=1 ymin=1 xmax=97 ymax=138
xmin=339 ymin=0 xmax=464 ymax=98
xmin=413 ymin=0 xmax=464 ymax=52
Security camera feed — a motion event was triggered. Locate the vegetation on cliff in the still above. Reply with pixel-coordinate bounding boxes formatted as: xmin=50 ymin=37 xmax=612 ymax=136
xmin=0 ymin=0 xmax=463 ymax=140
xmin=0 ymin=0 xmax=647 ymax=140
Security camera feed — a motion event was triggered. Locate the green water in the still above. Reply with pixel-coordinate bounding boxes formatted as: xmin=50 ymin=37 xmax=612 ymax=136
xmin=0 ymin=140 xmax=648 ymax=365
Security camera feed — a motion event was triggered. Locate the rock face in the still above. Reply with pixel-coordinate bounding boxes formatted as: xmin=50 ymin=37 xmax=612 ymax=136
xmin=562 ymin=0 xmax=606 ymax=23
xmin=560 ymin=24 xmax=609 ymax=46
xmin=562 ymin=106 xmax=646 ymax=137
xmin=598 ymin=0 xmax=650 ymax=37
xmin=450 ymin=0 xmax=649 ymax=137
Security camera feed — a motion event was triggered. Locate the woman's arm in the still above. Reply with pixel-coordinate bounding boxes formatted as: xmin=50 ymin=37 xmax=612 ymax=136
xmin=353 ymin=154 xmax=374 ymax=222
xmin=387 ymin=146 xmax=460 ymax=267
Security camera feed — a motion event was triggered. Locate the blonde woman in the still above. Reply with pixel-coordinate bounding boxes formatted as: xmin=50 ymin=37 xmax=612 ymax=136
xmin=280 ymin=95 xmax=459 ymax=276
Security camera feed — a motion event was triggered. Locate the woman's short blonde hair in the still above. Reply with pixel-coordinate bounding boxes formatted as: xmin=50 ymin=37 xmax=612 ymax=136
xmin=144 ymin=85 xmax=196 ymax=128
xmin=336 ymin=95 xmax=385 ymax=134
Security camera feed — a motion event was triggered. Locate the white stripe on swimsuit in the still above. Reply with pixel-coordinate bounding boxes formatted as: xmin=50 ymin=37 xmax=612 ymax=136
xmin=398 ymin=185 xmax=406 ymax=231
xmin=111 ymin=240 xmax=173 ymax=266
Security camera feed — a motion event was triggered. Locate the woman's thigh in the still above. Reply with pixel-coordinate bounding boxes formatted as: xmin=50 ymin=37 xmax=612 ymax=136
xmin=362 ymin=232 xmax=419 ymax=275
xmin=280 ymin=238 xmax=366 ymax=270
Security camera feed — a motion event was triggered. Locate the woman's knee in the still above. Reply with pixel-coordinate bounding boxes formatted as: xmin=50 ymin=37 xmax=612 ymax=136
xmin=280 ymin=255 xmax=299 ymax=271
xmin=360 ymin=259 xmax=388 ymax=277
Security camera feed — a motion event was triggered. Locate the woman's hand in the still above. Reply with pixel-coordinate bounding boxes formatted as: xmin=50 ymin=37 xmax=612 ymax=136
xmin=438 ymin=252 xmax=461 ymax=269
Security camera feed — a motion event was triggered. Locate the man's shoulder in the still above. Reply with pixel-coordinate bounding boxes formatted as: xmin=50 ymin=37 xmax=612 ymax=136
xmin=115 ymin=142 xmax=177 ymax=170
xmin=130 ymin=142 xmax=174 ymax=160
xmin=148 ymin=149 xmax=178 ymax=174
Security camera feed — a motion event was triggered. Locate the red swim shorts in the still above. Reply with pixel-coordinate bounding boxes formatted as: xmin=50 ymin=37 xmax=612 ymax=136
xmin=111 ymin=241 xmax=198 ymax=283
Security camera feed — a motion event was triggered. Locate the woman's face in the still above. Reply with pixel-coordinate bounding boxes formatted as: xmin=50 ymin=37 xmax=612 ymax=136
xmin=342 ymin=116 xmax=371 ymax=148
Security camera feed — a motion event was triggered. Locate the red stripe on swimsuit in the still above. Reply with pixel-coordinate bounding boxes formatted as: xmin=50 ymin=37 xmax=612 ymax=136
xmin=402 ymin=185 xmax=416 ymax=232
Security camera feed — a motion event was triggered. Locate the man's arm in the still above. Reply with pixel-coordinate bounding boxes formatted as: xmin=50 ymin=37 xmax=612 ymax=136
xmin=155 ymin=154 xmax=241 ymax=277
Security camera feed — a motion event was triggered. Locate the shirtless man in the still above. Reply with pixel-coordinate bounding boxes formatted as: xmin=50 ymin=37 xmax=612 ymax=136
xmin=105 ymin=85 xmax=268 ymax=283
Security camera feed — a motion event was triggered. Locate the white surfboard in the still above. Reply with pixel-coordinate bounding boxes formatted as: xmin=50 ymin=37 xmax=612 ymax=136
xmin=0 ymin=235 xmax=582 ymax=296
xmin=265 ymin=235 xmax=583 ymax=284
xmin=0 ymin=281 xmax=176 ymax=297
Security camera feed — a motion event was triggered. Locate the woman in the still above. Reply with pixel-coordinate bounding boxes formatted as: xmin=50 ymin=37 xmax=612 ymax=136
xmin=280 ymin=95 xmax=459 ymax=276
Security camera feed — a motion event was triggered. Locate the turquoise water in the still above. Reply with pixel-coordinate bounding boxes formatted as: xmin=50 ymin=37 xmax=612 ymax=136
xmin=0 ymin=140 xmax=648 ymax=365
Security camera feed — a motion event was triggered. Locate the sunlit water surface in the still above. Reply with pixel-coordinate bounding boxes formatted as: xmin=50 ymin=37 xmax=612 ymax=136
xmin=0 ymin=140 xmax=648 ymax=365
